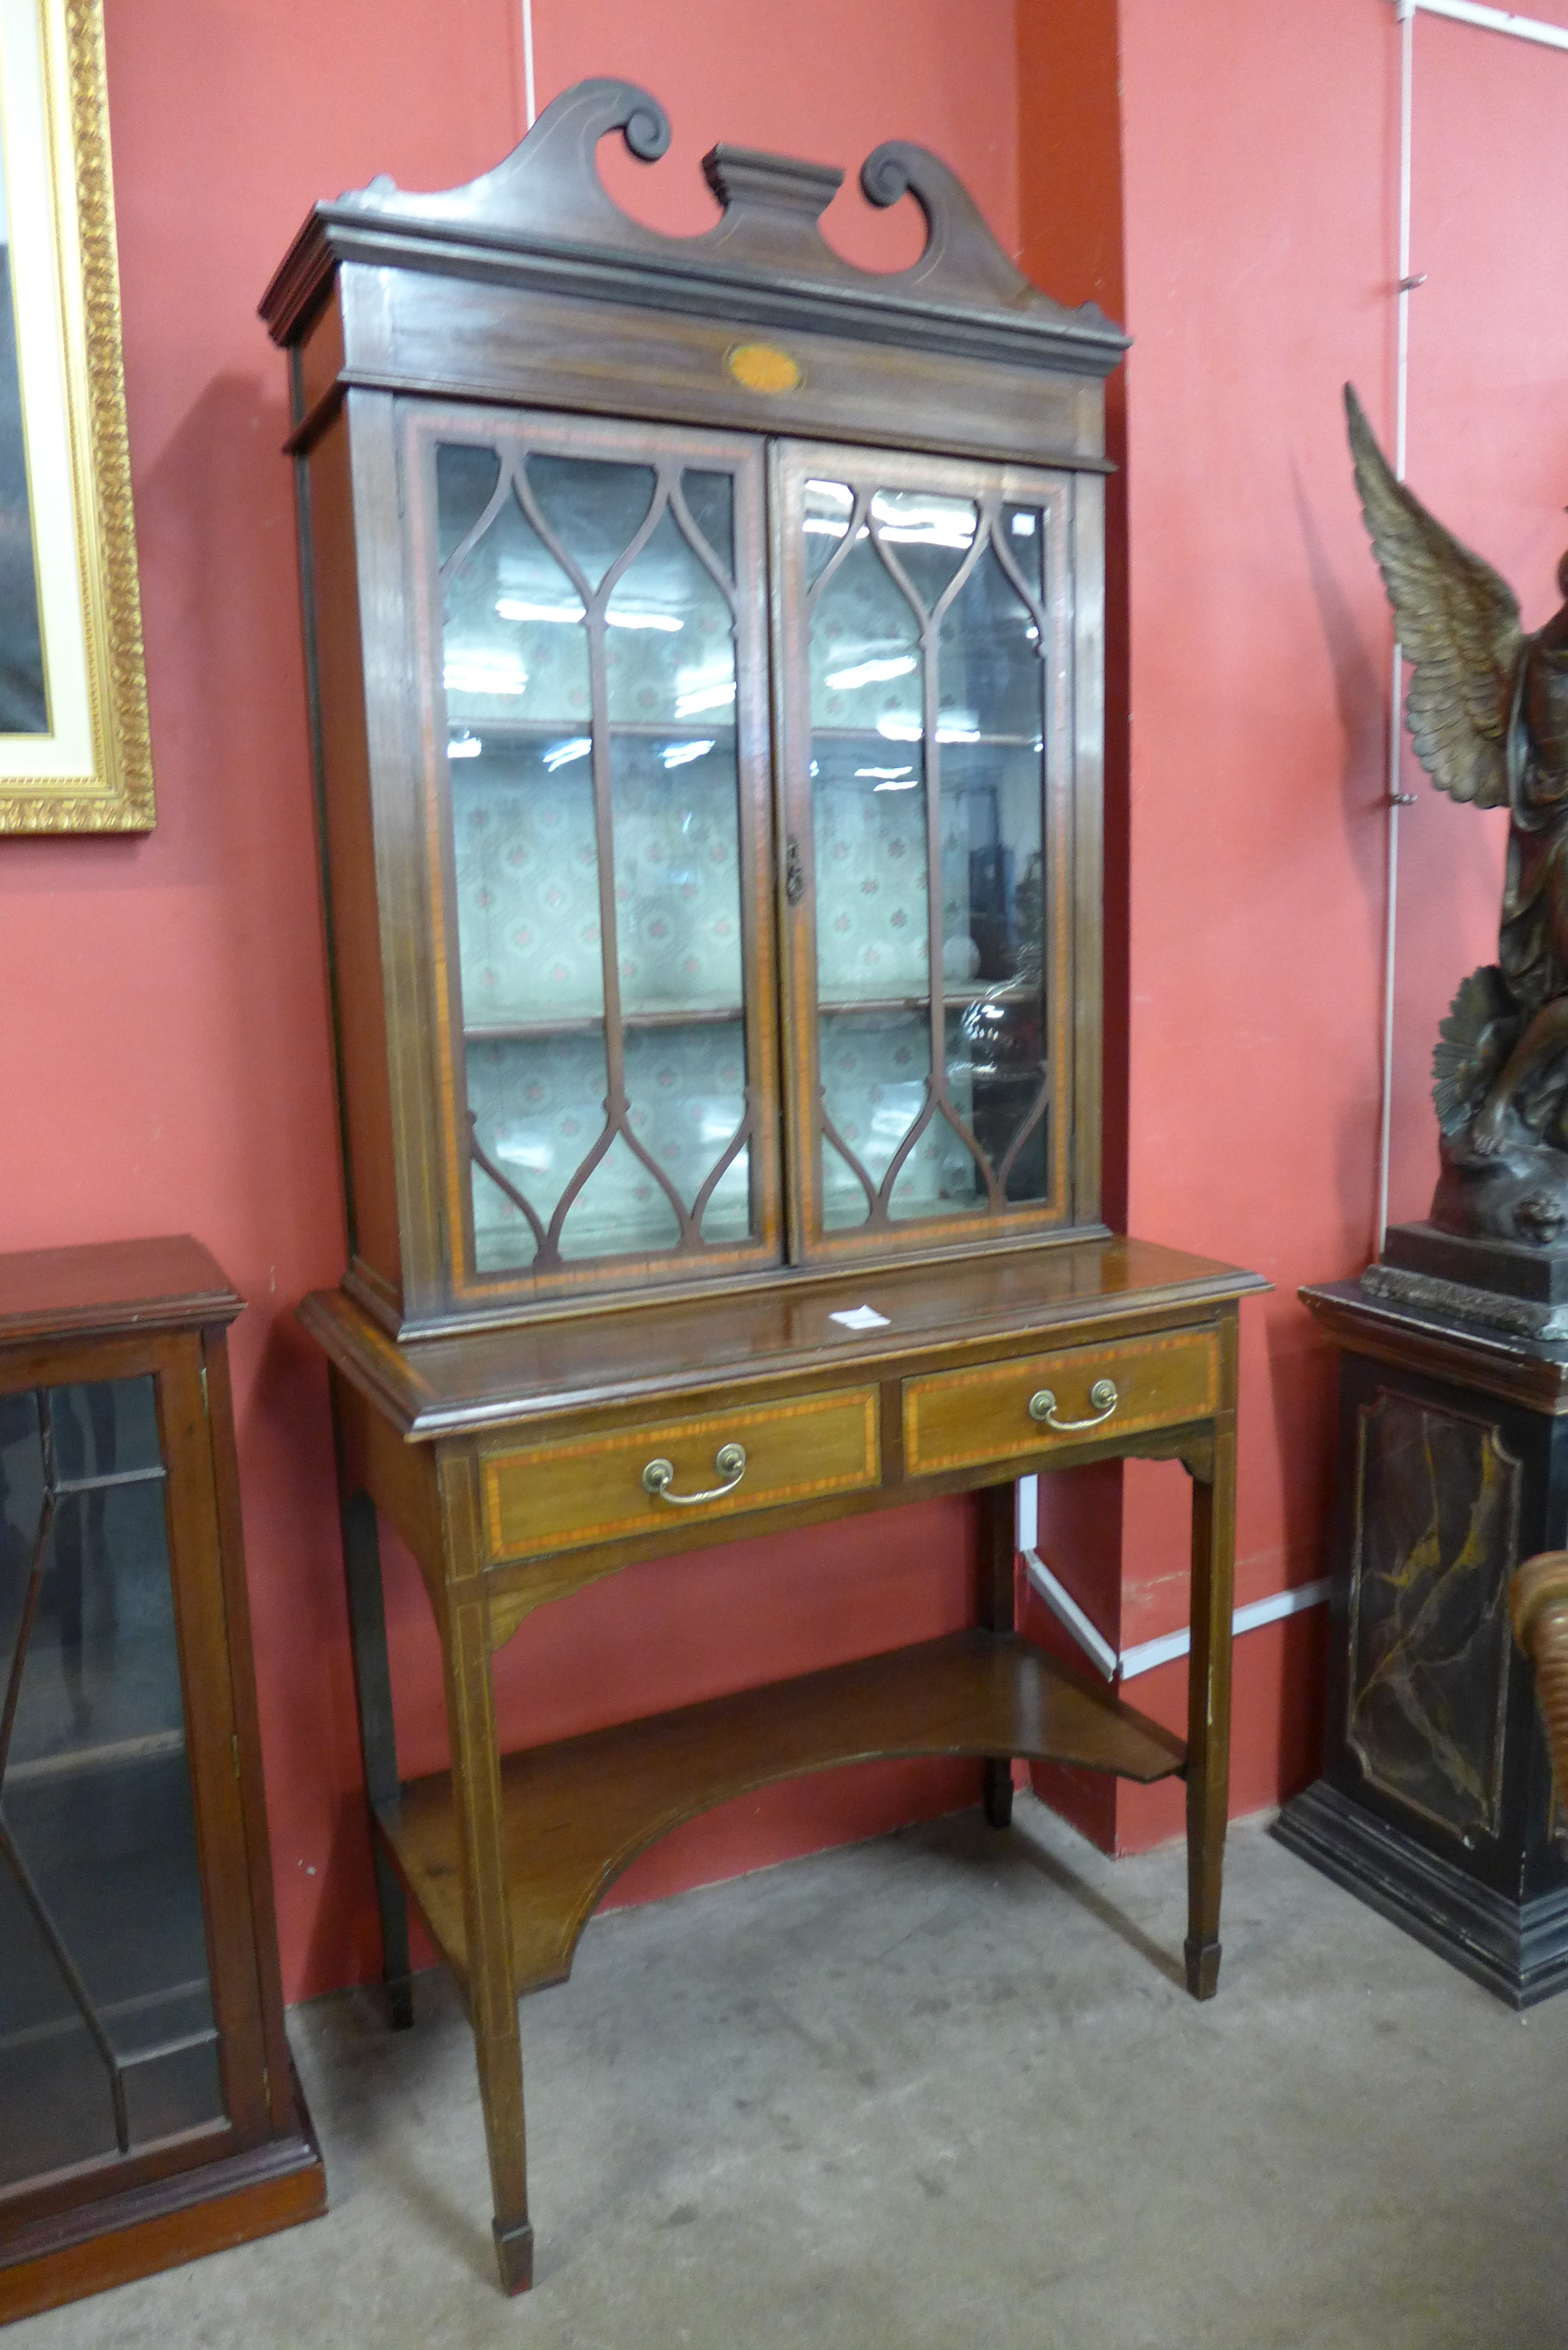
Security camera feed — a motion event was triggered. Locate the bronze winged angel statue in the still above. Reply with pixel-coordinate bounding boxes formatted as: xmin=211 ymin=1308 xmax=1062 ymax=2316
xmin=1348 ymin=383 xmax=1568 ymax=1245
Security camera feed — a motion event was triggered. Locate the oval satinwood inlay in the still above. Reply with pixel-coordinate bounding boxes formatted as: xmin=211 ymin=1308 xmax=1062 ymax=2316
xmin=726 ymin=341 xmax=803 ymax=394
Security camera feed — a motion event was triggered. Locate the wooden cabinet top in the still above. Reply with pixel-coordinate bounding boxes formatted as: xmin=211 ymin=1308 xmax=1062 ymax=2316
xmin=303 ymin=1235 xmax=1265 ymax=1440
xmin=261 ymin=77 xmax=1127 ymax=385
xmin=0 ymin=1237 xmax=242 ymax=1346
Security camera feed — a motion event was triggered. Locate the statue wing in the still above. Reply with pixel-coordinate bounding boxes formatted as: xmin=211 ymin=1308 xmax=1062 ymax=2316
xmin=1346 ymin=383 xmax=1522 ymax=810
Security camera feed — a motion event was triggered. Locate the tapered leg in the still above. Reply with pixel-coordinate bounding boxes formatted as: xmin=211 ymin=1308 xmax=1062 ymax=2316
xmin=978 ymin=1482 xmax=1017 ymax=1829
xmin=332 ymin=1393 xmax=413 ymax=2031
xmin=441 ymin=1589 xmax=533 ymax=2294
xmin=1183 ymin=1417 xmax=1237 ymax=2000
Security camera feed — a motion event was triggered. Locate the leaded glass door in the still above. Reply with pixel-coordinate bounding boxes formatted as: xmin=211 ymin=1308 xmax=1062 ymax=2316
xmin=0 ymin=1360 xmax=245 ymax=2197
xmin=773 ymin=441 xmax=1091 ymax=1263
xmin=406 ymin=406 xmax=782 ymax=1311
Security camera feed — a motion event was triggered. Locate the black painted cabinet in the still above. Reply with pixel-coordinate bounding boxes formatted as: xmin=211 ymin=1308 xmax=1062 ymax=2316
xmin=1278 ymin=1280 xmax=1568 ymax=2006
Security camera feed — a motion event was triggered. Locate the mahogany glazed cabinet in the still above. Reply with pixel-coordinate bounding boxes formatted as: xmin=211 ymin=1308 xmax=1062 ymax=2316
xmin=0 ymin=1239 xmax=324 ymax=2324
xmin=263 ymin=80 xmax=1265 ymax=2293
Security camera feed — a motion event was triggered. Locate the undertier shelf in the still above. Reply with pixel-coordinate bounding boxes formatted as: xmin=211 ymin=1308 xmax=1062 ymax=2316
xmin=376 ymin=1631 xmax=1187 ymax=1999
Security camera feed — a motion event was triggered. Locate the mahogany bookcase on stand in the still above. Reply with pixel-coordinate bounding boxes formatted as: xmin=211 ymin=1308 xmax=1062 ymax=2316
xmin=263 ymin=79 xmax=1267 ymax=2292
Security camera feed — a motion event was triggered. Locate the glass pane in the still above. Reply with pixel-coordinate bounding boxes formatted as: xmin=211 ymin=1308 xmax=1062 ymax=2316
xmin=887 ymin=1090 xmax=985 ymax=1221
xmin=558 ymin=1131 xmax=683 ymax=1262
xmin=813 ymin=739 xmax=930 ymax=1005
xmin=870 ymin=487 xmax=978 ymax=613
xmin=452 ymin=744 xmax=603 ymax=1029
xmin=679 ymin=469 xmax=735 ymax=580
xmin=803 ymin=475 xmax=856 ymax=588
xmin=606 ymin=503 xmax=734 ymax=728
xmin=0 ymin=113 xmax=47 ymax=734
xmin=0 ymin=1388 xmax=41 ymax=1674
xmin=1002 ymin=500 xmax=1045 ymax=599
xmin=441 ymin=466 xmax=590 ymax=728
xmin=623 ymin=1021 xmax=749 ymax=1243
xmin=938 ymin=529 xmax=1045 ymax=746
xmin=123 ymin=2036 xmax=224 ymax=2148
xmin=467 ymin=1023 xmax=753 ymax=1270
xmin=468 ymin=1031 xmax=612 ymax=1271
xmin=54 ymin=1376 xmax=161 ymax=1476
xmin=0 ymin=1379 xmax=223 ymax=2186
xmin=935 ymin=523 xmax=1049 ymax=1207
xmin=525 ymin=451 xmax=656 ymax=594
xmin=0 ymin=1883 xmax=118 ymax=2184
xmin=810 ymin=512 xmax=920 ymax=738
xmin=964 ymin=995 xmax=1051 ymax=1205
xmin=440 ymin=434 xmax=760 ymax=1281
xmin=434 ymin=443 xmax=500 ymax=564
xmin=803 ymin=470 xmax=1055 ymax=1229
xmin=611 ymin=734 xmax=743 ymax=1016
xmin=819 ymin=1011 xmax=930 ymax=1230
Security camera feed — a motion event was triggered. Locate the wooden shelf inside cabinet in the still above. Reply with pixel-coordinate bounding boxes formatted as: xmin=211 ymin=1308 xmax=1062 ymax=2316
xmin=0 ymin=1238 xmax=325 ymax=2326
xmin=810 ymin=727 xmax=1043 ymax=749
xmin=821 ymin=988 xmax=1038 ymax=1016
xmin=447 ymin=718 xmax=740 ymax=740
xmin=264 ymin=73 xmax=1263 ymax=2296
xmin=378 ymin=1632 xmax=1187 ymax=1999
xmin=465 ymin=1004 xmax=744 ymax=1042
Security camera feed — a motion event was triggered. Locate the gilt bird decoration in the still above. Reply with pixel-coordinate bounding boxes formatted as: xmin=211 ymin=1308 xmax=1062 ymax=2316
xmin=1347 ymin=383 xmax=1568 ymax=1245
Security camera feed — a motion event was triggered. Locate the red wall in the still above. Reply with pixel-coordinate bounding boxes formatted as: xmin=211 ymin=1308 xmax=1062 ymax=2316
xmin=0 ymin=0 xmax=1020 ymax=2003
xmin=1015 ymin=0 xmax=1568 ymax=1848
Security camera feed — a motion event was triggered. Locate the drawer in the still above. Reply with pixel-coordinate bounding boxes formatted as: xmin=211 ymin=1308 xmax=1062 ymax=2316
xmin=902 ymin=1328 xmax=1218 ymax=1478
xmin=483 ymin=1386 xmax=881 ymax=1563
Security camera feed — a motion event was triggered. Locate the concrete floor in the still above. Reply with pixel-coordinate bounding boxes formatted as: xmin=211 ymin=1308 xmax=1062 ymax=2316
xmin=12 ymin=1795 xmax=1568 ymax=2349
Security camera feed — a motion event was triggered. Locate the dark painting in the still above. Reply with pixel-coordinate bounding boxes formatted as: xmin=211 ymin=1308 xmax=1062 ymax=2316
xmin=0 ymin=182 xmax=48 ymax=737
xmin=1347 ymin=1390 xmax=1519 ymax=1839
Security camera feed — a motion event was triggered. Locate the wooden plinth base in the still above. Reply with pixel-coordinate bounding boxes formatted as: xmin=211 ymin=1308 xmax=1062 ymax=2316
xmin=0 ymin=2064 xmax=327 ymax=2324
xmin=1273 ymin=1781 xmax=1568 ymax=2010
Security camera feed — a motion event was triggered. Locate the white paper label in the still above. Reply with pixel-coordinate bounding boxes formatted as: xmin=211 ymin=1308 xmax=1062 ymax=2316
xmin=829 ymin=1304 xmax=891 ymax=1331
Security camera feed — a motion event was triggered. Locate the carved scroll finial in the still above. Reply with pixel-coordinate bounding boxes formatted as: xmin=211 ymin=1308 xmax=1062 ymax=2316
xmin=333 ymin=78 xmax=674 ymax=244
xmin=618 ymin=89 xmax=671 ymax=164
xmin=264 ymin=76 xmax=1128 ymax=375
xmin=860 ymin=143 xmax=922 ymax=213
xmin=861 ymin=139 xmax=1105 ymax=329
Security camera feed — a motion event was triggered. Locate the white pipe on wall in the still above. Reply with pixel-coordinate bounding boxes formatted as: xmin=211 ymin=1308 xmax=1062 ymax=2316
xmin=1022 ymin=1547 xmax=1331 ymax=1686
xmin=1409 ymin=0 xmax=1568 ymax=50
xmin=1012 ymin=1479 xmax=1330 ymax=1685
xmin=1376 ymin=0 xmax=1419 ymax=1252
xmin=1025 ymin=1548 xmax=1121 ymax=1679
xmin=1376 ymin=0 xmax=1568 ymax=1250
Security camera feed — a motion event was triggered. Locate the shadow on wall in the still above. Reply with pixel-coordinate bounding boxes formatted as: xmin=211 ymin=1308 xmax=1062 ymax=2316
xmin=133 ymin=371 xmax=317 ymax=877
xmin=133 ymin=367 xmax=339 ymax=1267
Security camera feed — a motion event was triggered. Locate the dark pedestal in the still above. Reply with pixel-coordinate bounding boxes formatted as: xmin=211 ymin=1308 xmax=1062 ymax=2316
xmin=1276 ymin=1275 xmax=1568 ymax=2008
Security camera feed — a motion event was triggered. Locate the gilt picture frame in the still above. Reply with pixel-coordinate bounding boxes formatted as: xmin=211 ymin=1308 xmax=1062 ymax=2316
xmin=0 ymin=0 xmax=152 ymax=832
